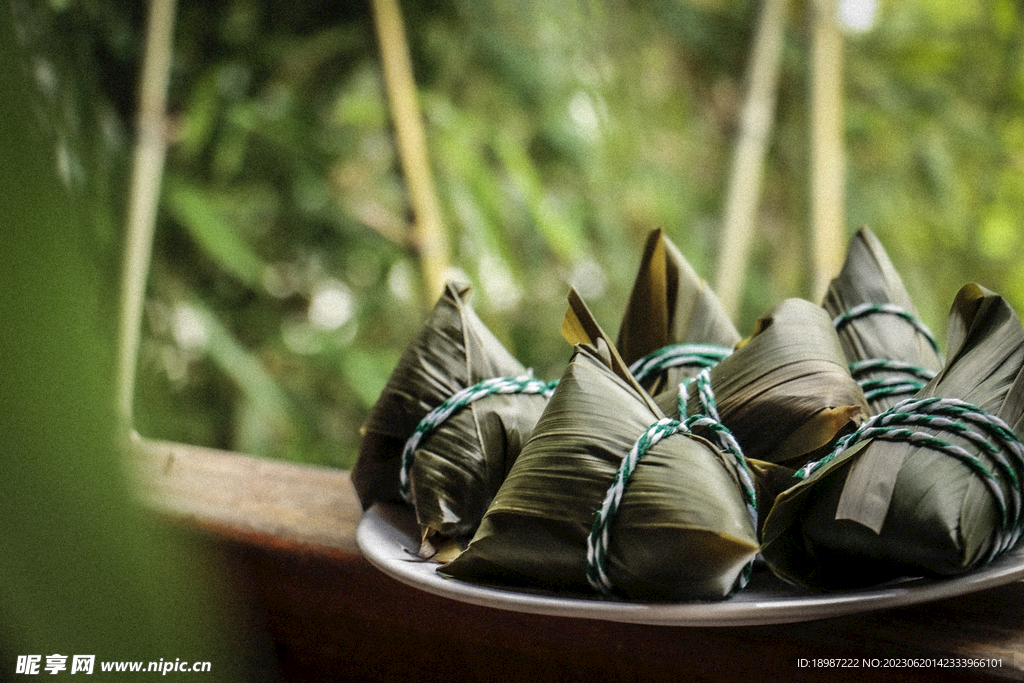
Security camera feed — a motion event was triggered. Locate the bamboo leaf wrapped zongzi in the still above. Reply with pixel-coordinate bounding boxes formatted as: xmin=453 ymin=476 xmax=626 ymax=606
xmin=761 ymin=284 xmax=1024 ymax=590
xmin=668 ymin=297 xmax=869 ymax=468
xmin=440 ymin=290 xmax=759 ymax=600
xmin=352 ymin=282 xmax=554 ymax=558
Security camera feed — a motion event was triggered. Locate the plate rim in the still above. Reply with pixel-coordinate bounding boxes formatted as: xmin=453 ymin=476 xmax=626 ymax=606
xmin=356 ymin=503 xmax=1024 ymax=627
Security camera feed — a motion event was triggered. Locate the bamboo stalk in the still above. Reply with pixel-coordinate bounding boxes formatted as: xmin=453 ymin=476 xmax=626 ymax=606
xmin=809 ymin=0 xmax=846 ymax=301
xmin=713 ymin=0 xmax=788 ymax=319
xmin=371 ymin=0 xmax=450 ymax=304
xmin=116 ymin=0 xmax=177 ymax=425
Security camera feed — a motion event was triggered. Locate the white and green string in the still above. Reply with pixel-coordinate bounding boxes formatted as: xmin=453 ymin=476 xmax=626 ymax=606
xmin=628 ymin=343 xmax=732 ymax=385
xmin=832 ymin=302 xmax=941 ymax=402
xmin=399 ymin=374 xmax=558 ymax=503
xmin=849 ymin=358 xmax=938 ymax=403
xmin=817 ymin=302 xmax=1023 ymax=562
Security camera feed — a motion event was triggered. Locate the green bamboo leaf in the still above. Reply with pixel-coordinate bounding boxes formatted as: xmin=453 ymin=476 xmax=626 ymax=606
xmin=164 ymin=178 xmax=267 ymax=288
xmin=678 ymin=298 xmax=868 ymax=467
xmin=338 ymin=346 xmax=401 ymax=410
xmin=617 ymin=228 xmax=740 ymax=394
xmin=175 ymin=68 xmax=223 ymax=162
xmin=0 ymin=2 xmax=243 ymax=668
xmin=172 ymin=300 xmax=297 ymax=459
xmin=196 ymin=303 xmax=291 ymax=415
xmin=493 ymin=131 xmax=587 ymax=264
xmin=823 ymin=226 xmax=944 ymax=413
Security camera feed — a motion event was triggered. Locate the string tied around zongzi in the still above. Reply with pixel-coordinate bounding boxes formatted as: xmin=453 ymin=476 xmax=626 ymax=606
xmin=628 ymin=343 xmax=732 ymax=385
xmin=677 ymin=369 xmax=758 ymax=531
xmin=795 ymin=396 xmax=1024 ymax=561
xmin=399 ymin=374 xmax=559 ymax=502
xmin=848 ymin=358 xmax=937 ymax=402
xmin=833 ymin=302 xmax=942 ymax=356
xmin=832 ymin=302 xmax=941 ymax=405
xmin=831 ymin=305 xmax=937 ymax=358
xmin=586 ymin=369 xmax=758 ymax=596
xmin=586 ymin=417 xmax=679 ymax=595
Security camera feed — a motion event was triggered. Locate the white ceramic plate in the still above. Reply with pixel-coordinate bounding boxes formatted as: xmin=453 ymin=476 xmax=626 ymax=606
xmin=356 ymin=503 xmax=1024 ymax=627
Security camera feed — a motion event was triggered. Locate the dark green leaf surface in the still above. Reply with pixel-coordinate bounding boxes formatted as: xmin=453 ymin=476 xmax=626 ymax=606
xmin=823 ymin=226 xmax=944 ymax=414
xmin=676 ymin=298 xmax=868 ymax=467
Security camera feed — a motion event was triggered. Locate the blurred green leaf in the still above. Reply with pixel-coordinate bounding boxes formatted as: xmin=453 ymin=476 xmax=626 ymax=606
xmin=164 ymin=178 xmax=268 ymax=288
xmin=339 ymin=345 xmax=401 ymax=410
xmin=0 ymin=0 xmax=247 ymax=672
xmin=493 ymin=130 xmax=588 ymax=264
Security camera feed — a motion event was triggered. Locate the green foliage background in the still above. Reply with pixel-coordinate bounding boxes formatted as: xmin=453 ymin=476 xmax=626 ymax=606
xmin=1 ymin=1 xmax=256 ymax=671
xmin=55 ymin=0 xmax=1024 ymax=468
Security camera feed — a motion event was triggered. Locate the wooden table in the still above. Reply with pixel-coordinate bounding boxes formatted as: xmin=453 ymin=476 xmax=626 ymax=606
xmin=134 ymin=439 xmax=1024 ymax=682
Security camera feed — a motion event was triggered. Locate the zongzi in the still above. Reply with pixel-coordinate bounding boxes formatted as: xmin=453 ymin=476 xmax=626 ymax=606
xmin=669 ymin=297 xmax=868 ymax=468
xmin=352 ymin=282 xmax=554 ymax=558
xmin=440 ymin=289 xmax=759 ymax=601
xmin=761 ymin=283 xmax=1024 ymax=590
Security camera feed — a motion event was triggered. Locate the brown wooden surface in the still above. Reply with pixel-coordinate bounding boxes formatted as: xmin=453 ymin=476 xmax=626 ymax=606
xmin=134 ymin=439 xmax=1024 ymax=682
